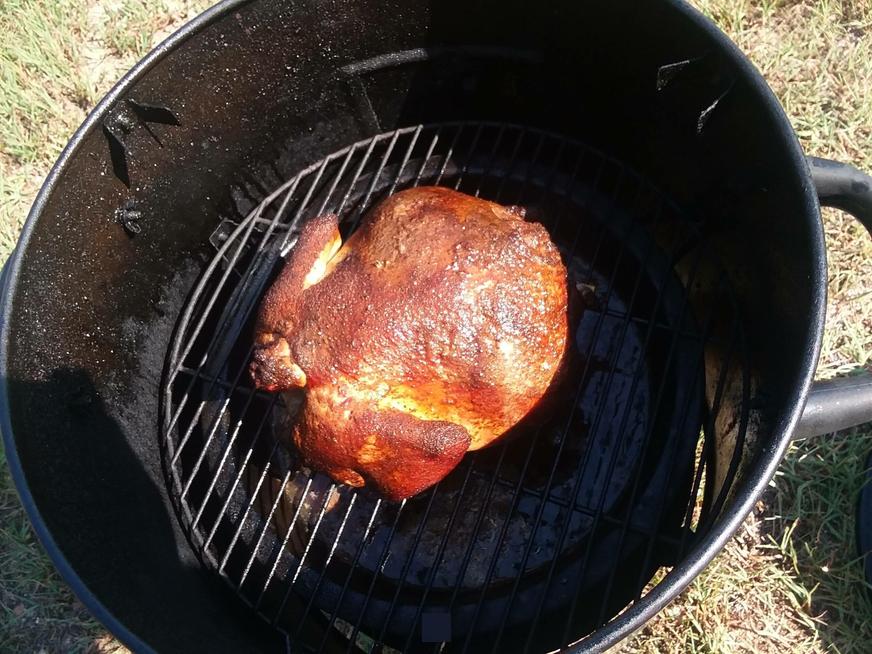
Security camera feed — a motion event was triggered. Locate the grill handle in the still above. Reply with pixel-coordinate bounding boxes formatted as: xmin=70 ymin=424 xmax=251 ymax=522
xmin=795 ymin=375 xmax=872 ymax=439
xmin=793 ymin=156 xmax=872 ymax=439
xmin=808 ymin=156 xmax=872 ymax=235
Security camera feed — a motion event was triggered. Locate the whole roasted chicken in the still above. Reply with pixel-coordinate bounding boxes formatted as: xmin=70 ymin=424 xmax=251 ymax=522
xmin=250 ymin=186 xmax=568 ymax=500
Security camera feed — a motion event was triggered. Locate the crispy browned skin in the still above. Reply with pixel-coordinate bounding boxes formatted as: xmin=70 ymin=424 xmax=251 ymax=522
xmin=250 ymin=186 xmax=569 ymax=500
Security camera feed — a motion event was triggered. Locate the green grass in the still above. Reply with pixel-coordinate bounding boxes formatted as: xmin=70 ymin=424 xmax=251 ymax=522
xmin=1 ymin=1 xmax=871 ymax=652
xmin=104 ymin=0 xmax=196 ymax=60
xmin=0 ymin=0 xmax=91 ymax=267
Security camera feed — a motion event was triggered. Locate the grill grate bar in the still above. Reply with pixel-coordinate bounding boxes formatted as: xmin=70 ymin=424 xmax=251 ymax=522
xmin=459 ymin=153 xmax=613 ymax=653
xmin=237 ymin=469 xmax=295 ymax=590
xmin=580 ymin=236 xmax=708 ymax=642
xmin=189 ymin=411 xmax=255 ymax=534
xmin=164 ymin=164 xmax=308 ymax=468
xmin=175 ymin=343 xmax=258 ymax=476
xmin=167 ymin=133 xmax=382 ymax=476
xmin=260 ymin=166 xmax=307 ymax=255
xmin=188 ymin=383 xmax=283 ymax=533
xmin=335 ymin=135 xmax=381 ymax=219
xmin=163 ymin=212 xmax=264 ymax=447
xmin=176 ymin=366 xmax=278 ymax=401
xmin=278 ymin=151 xmax=335 ymax=254
xmin=189 ymin=412 xmax=246 ymax=532
xmin=434 ymin=124 xmax=464 ymax=186
xmin=347 ymin=129 xmax=402 ymax=233
xmin=344 ymin=498 xmax=409 ymax=653
xmin=495 ymin=128 xmax=527 ymax=199
xmin=177 ymin=397 xmax=233 ymax=499
xmin=631 ymin=294 xmax=737 ymax=603
xmin=179 ymin=138 xmax=392 ymax=543
xmin=485 ymin=169 xmax=658 ymax=652
xmin=169 ymin=202 xmax=267 ymax=375
xmin=254 ymin=476 xmax=315 ymax=610
xmin=313 ymin=124 xmax=528 ymax=652
xmin=400 ymin=462 xmax=480 ymax=652
xmin=218 ymin=450 xmax=280 ymax=574
xmin=167 ymin=159 xmax=306 ymax=387
xmin=386 ymin=126 xmax=570 ymax=648
xmin=474 ymin=124 xmax=508 ymax=198
xmin=170 ymin=395 xmax=229 ymax=471
xmin=290 ymin=494 xmax=359 ymax=644
xmin=367 ymin=127 xmax=523 ymax=648
xmin=389 ymin=124 xmax=424 ymax=196
xmin=199 ymin=394 xmax=281 ymax=545
xmin=454 ymin=123 xmax=485 ymax=191
xmin=564 ymin=240 xmax=703 ymax=645
xmin=431 ymin=140 xmax=583 ymax=648
xmin=522 ymin=201 xmax=691 ymax=649
xmin=177 ymin=306 xmax=722 ymax=405
xmin=514 ymin=131 xmax=548 ymax=201
xmin=317 ymin=498 xmax=384 ymax=652
xmin=564 ymin=227 xmax=708 ymax=645
xmin=262 ymin=125 xmax=442 ymax=648
xmin=372 ymin=484 xmax=444 ymax=647
xmin=316 ymin=144 xmax=359 ymax=216
xmin=414 ymin=127 xmax=443 ymax=186
xmin=543 ymin=138 xmax=568 ymax=196
xmin=461 ymin=467 xmax=710 ymax=549
xmin=273 ymin=484 xmax=339 ymax=623
xmin=438 ymin=446 xmax=509 ymax=632
xmin=406 ymin=129 xmax=584 ymax=648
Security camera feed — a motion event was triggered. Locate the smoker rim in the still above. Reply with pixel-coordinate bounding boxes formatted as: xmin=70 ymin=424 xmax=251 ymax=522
xmin=0 ymin=0 xmax=825 ymax=652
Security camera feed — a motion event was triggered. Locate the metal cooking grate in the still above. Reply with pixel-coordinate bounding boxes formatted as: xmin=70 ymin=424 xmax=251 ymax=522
xmin=161 ymin=122 xmax=748 ymax=653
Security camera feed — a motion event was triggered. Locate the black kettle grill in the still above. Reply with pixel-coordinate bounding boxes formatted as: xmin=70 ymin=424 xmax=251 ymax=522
xmin=3 ymin=1 xmax=872 ymax=652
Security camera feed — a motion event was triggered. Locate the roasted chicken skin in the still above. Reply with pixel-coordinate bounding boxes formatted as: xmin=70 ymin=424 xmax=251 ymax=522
xmin=250 ymin=186 xmax=569 ymax=500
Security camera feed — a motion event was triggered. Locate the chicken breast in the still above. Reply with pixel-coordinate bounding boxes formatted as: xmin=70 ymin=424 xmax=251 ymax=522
xmin=250 ymin=186 xmax=569 ymax=500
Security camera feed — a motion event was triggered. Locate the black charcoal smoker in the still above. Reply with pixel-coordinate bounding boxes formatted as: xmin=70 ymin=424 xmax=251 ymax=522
xmin=2 ymin=1 xmax=872 ymax=652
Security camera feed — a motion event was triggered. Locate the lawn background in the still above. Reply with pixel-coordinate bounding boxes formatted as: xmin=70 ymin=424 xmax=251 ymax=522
xmin=1 ymin=1 xmax=870 ymax=652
